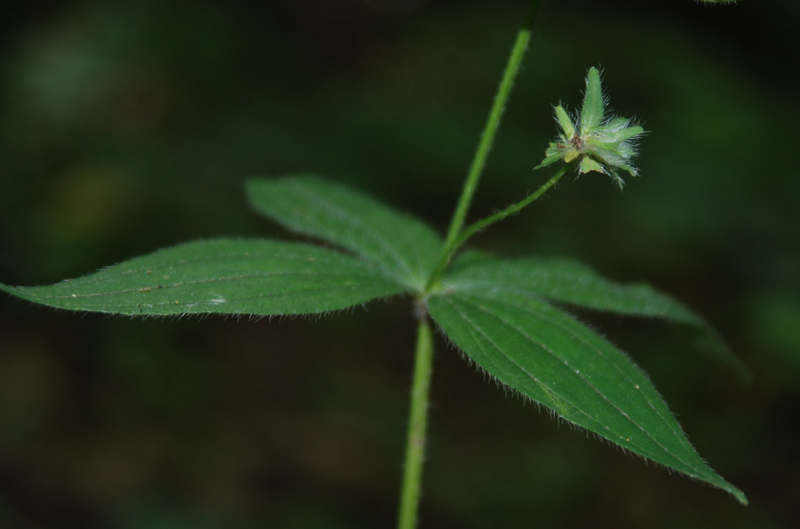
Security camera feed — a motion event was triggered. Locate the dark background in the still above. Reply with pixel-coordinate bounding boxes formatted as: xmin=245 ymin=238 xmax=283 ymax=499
xmin=1 ymin=0 xmax=798 ymax=528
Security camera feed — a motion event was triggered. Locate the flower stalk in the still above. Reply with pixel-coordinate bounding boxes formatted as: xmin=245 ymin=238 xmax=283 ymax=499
xmin=425 ymin=0 xmax=541 ymax=293
xmin=453 ymin=161 xmax=573 ymax=251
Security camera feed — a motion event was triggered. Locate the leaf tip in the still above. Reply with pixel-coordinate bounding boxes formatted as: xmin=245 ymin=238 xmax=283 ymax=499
xmin=724 ymin=483 xmax=748 ymax=506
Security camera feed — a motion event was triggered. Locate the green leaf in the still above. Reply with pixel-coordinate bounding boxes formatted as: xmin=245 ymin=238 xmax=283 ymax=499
xmin=579 ymin=156 xmax=604 ymax=175
xmin=444 ymin=256 xmax=749 ymax=382
xmin=428 ymin=289 xmax=747 ymax=505
xmin=554 ymin=104 xmax=575 ymax=138
xmin=610 ymin=124 xmax=645 ymax=143
xmin=246 ymin=175 xmax=442 ymax=291
xmin=0 ymin=239 xmax=407 ymax=316
xmin=533 ymin=151 xmax=562 ymax=170
xmin=580 ymin=67 xmax=605 ymax=131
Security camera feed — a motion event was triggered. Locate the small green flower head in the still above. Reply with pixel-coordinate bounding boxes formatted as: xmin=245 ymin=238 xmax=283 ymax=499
xmin=536 ymin=67 xmax=645 ymax=189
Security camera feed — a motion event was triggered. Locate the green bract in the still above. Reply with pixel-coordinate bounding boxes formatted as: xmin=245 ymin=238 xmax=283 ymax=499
xmin=536 ymin=67 xmax=645 ymax=188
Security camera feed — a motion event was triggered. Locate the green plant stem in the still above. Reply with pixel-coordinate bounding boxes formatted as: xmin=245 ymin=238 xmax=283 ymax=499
xmin=399 ymin=3 xmax=541 ymax=526
xmin=454 ymin=162 xmax=572 ymax=250
xmin=425 ymin=163 xmax=570 ymax=290
xmin=397 ymin=317 xmax=434 ymax=529
xmin=426 ymin=0 xmax=541 ymax=293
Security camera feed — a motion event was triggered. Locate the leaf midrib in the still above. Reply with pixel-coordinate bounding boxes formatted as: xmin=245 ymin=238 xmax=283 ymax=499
xmin=284 ymin=180 xmax=429 ymax=287
xmin=19 ymin=271 xmax=396 ymax=300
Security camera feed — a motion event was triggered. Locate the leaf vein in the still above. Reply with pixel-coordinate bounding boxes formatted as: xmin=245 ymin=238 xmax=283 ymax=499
xmin=447 ymin=293 xmax=699 ymax=471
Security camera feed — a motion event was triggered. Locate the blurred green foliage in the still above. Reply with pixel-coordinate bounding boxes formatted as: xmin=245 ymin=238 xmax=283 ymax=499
xmin=1 ymin=0 xmax=798 ymax=528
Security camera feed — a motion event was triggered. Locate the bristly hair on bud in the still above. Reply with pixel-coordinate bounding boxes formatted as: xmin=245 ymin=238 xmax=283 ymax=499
xmin=535 ymin=67 xmax=646 ymax=189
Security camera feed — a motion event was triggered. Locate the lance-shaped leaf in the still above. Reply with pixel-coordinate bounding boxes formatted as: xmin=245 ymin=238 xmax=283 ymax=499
xmin=0 ymin=239 xmax=407 ymax=316
xmin=428 ymin=289 xmax=747 ymax=505
xmin=581 ymin=66 xmax=605 ymax=131
xmin=444 ymin=255 xmax=749 ymax=382
xmin=246 ymin=175 xmax=442 ymax=291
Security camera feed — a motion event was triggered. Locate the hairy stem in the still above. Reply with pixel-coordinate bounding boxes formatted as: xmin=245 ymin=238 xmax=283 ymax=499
xmin=397 ymin=317 xmax=434 ymax=529
xmin=453 ymin=162 xmax=572 ymax=251
xmin=426 ymin=0 xmax=541 ymax=293
xmin=425 ymin=164 xmax=570 ymax=290
xmin=400 ymin=3 xmax=542 ymax=526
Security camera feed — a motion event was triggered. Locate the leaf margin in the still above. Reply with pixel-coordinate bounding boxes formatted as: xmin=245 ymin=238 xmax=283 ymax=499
xmin=245 ymin=174 xmax=442 ymax=292
xmin=427 ymin=287 xmax=748 ymax=505
xmin=442 ymin=254 xmax=750 ymax=382
xmin=1 ymin=238 xmax=409 ymax=317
